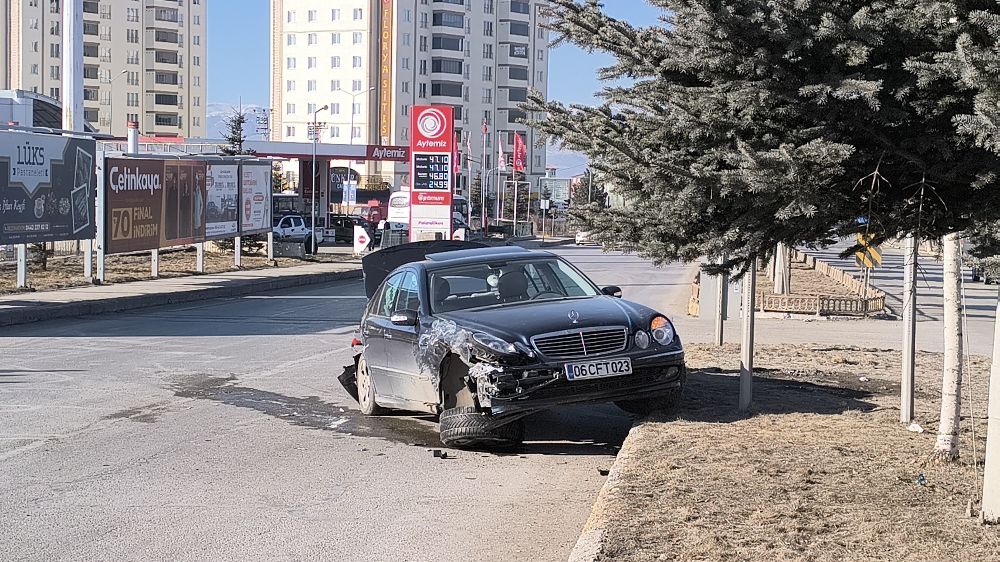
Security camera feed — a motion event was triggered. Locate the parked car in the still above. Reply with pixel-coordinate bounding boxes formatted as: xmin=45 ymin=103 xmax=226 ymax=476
xmin=273 ymin=213 xmax=324 ymax=253
xmin=339 ymin=242 xmax=686 ymax=449
xmin=326 ymin=214 xmax=361 ymax=244
xmin=575 ymin=231 xmax=593 ymax=245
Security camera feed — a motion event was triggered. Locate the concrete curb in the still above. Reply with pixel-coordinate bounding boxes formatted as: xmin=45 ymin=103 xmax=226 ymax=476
xmin=0 ymin=268 xmax=363 ymax=328
xmin=567 ymin=421 xmax=643 ymax=562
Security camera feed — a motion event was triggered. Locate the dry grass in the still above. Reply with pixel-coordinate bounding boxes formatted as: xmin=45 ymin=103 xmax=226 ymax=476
xmin=0 ymin=248 xmax=357 ymax=295
xmin=598 ymin=343 xmax=998 ymax=562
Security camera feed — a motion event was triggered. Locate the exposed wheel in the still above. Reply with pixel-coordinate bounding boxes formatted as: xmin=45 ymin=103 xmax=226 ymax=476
xmin=615 ymin=387 xmax=683 ymax=416
xmin=356 ymin=354 xmax=386 ymax=415
xmin=439 ymin=406 xmax=524 ymax=450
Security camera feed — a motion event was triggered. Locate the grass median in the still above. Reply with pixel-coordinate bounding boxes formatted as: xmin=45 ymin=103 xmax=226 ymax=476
xmin=596 ymin=343 xmax=997 ymax=562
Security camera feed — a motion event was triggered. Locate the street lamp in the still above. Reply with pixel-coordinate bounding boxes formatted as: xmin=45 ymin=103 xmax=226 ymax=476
xmin=310 ymin=104 xmax=329 ymax=254
xmin=336 ymin=87 xmax=375 ymax=146
xmin=107 ymin=69 xmax=127 ymax=136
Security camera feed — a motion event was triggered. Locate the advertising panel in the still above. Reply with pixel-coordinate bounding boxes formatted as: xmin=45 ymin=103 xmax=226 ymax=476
xmin=0 ymin=131 xmax=96 ymax=244
xmin=239 ymin=163 xmax=272 ymax=235
xmin=206 ymin=164 xmax=239 ymax=239
xmin=105 ymin=158 xmax=207 ymax=254
xmin=409 ymin=106 xmax=454 ymax=242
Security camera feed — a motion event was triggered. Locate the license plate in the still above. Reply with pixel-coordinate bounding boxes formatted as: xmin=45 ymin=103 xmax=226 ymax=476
xmin=564 ymin=358 xmax=633 ymax=381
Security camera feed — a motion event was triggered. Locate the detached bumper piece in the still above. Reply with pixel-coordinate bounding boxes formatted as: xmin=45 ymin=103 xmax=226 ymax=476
xmin=487 ymin=363 xmax=686 ymax=413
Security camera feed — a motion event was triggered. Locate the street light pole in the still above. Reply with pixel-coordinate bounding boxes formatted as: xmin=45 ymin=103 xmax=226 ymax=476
xmin=336 ymin=87 xmax=374 ymax=210
xmin=311 ymin=104 xmax=329 ymax=254
xmin=108 ymin=69 xmax=127 ymax=136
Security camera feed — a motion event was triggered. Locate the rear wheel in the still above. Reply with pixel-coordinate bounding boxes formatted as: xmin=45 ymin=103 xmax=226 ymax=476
xmin=615 ymin=387 xmax=683 ymax=416
xmin=356 ymin=354 xmax=386 ymax=415
xmin=439 ymin=406 xmax=524 ymax=450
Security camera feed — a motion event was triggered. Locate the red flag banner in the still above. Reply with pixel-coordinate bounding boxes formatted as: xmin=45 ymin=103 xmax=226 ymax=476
xmin=513 ymin=132 xmax=527 ymax=173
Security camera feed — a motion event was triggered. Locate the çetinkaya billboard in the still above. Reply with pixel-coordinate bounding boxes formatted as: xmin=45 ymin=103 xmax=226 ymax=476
xmin=105 ymin=158 xmax=207 ymax=254
xmin=0 ymin=131 xmax=96 ymax=244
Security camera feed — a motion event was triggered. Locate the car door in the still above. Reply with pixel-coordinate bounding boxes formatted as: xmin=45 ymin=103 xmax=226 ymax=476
xmin=363 ymin=272 xmax=406 ymax=398
xmin=381 ymin=271 xmax=438 ymax=405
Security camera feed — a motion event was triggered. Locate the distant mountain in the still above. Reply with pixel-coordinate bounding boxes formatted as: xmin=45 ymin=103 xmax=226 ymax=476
xmin=545 ymin=144 xmax=588 ymax=177
xmin=200 ymin=102 xmax=269 ymax=141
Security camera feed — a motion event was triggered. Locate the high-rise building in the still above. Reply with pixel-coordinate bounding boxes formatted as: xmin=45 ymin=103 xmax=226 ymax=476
xmin=0 ymin=0 xmax=207 ymax=138
xmin=270 ymin=0 xmax=549 ymax=191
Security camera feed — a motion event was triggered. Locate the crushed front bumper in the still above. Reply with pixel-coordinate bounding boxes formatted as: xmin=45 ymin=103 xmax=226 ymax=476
xmin=480 ymin=353 xmax=686 ymax=416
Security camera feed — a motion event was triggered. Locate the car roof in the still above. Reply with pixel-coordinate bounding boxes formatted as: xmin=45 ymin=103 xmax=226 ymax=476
xmin=421 ymin=246 xmax=552 ymax=269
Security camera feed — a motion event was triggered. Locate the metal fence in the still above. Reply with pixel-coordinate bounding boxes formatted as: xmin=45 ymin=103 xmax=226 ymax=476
xmin=755 ymin=248 xmax=888 ymax=316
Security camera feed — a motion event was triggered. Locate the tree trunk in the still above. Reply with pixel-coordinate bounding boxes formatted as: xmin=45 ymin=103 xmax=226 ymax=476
xmin=932 ymin=232 xmax=963 ymax=462
xmin=773 ymin=243 xmax=791 ymax=295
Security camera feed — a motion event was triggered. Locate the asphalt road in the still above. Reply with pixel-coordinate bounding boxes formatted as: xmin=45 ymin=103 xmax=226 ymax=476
xmin=0 ymin=245 xmax=693 ymax=562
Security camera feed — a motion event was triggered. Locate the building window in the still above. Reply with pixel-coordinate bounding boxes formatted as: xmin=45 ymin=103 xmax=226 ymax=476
xmin=352 ymin=80 xmax=362 ymax=91
xmin=193 ymin=35 xmax=200 ymax=46
xmin=287 ymin=34 xmax=296 ymax=46
xmin=401 ymin=58 xmax=410 ymax=70
xmin=331 ymin=32 xmax=341 ymax=44
xmin=483 ymin=44 xmax=493 ymax=59
xmin=286 ymin=80 xmax=296 ymax=91
xmin=193 ymin=56 xmax=201 ymax=66
xmin=286 ymin=103 xmax=295 ymax=115
xmin=482 ymin=66 xmax=493 ymax=81
xmin=420 ymin=36 xmax=428 ymax=52
xmin=330 ymin=126 xmax=340 ymax=138
xmin=50 ymin=66 xmax=61 ymax=79
xmin=402 ymin=81 xmax=410 ymax=93
xmin=353 ymin=8 xmax=363 ymax=20
xmin=286 ymin=126 xmax=296 ymax=137
xmin=331 ymin=56 xmax=341 ymax=68
xmin=419 ymin=83 xmax=427 ymax=98
xmin=308 ymin=57 xmax=317 ymax=69
xmin=287 ymin=57 xmax=296 ymax=69
xmin=308 ymin=10 xmax=316 ymax=22
xmin=194 ymin=15 xmax=201 ymax=25
xmin=50 ymin=43 xmax=61 ymax=57
xmin=307 ymin=33 xmax=316 ymax=45
xmin=352 ymin=126 xmax=361 ymax=139
xmin=308 ymin=79 xmax=316 ymax=91
xmin=404 ymin=9 xmax=412 ymax=22
xmin=352 ymin=103 xmax=361 ymax=115
xmin=194 ymin=76 xmax=201 ymax=86
xmin=403 ymin=33 xmax=411 ymax=47
xmin=419 ymin=60 xmax=427 ymax=75
xmin=30 ymin=64 xmax=39 ymax=75
xmin=482 ymin=89 xmax=492 ymax=103
xmin=401 ymin=104 xmax=409 ymax=117
xmin=50 ymin=87 xmax=60 ymax=99
xmin=483 ymin=21 xmax=494 ymax=36
xmin=353 ymin=56 xmax=362 ymax=68
xmin=420 ymin=13 xmax=428 ymax=29
xmin=537 ymin=49 xmax=545 ymax=61
xmin=287 ymin=11 xmax=295 ymax=23
xmin=331 ymin=79 xmax=341 ymax=91
xmin=353 ymin=32 xmax=363 ymax=45
xmin=331 ymin=103 xmax=341 ymax=114
xmin=432 ymin=12 xmax=463 ymax=28
xmin=307 ymin=103 xmax=316 ymax=114
xmin=331 ymin=9 xmax=340 ymax=20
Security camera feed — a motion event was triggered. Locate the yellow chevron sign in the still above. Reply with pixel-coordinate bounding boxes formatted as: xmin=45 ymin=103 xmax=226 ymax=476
xmin=856 ymin=233 xmax=882 ymax=268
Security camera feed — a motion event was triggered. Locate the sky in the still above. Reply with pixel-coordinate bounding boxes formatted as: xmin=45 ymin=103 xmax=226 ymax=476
xmin=206 ymin=0 xmax=663 ymax=109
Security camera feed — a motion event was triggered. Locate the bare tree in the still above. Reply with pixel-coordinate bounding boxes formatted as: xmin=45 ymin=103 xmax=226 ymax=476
xmin=932 ymin=232 xmax=964 ymax=461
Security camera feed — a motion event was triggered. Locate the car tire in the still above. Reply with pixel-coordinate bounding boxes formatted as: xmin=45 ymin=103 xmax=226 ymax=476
xmin=439 ymin=406 xmax=524 ymax=450
xmin=615 ymin=387 xmax=683 ymax=416
xmin=356 ymin=354 xmax=386 ymax=416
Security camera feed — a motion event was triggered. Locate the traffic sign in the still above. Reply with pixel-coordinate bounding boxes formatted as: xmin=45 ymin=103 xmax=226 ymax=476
xmin=354 ymin=225 xmax=370 ymax=255
xmin=855 ymin=233 xmax=882 ymax=268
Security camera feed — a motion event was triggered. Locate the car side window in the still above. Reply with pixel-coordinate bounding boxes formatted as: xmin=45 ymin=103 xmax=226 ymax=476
xmin=396 ymin=272 xmax=421 ymax=314
xmin=522 ymin=264 xmax=549 ymax=298
xmin=376 ymin=273 xmax=405 ymax=317
xmin=291 ymin=216 xmax=304 ymax=228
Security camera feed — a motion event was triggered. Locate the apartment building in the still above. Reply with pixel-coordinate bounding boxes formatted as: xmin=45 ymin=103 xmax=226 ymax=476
xmin=0 ymin=0 xmax=207 ymax=138
xmin=270 ymin=0 xmax=549 ymax=191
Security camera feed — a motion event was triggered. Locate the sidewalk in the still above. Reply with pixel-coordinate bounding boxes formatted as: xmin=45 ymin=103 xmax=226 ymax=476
xmin=0 ymin=260 xmax=362 ymax=328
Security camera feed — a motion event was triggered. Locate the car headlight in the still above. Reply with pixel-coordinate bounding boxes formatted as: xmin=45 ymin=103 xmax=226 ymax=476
xmin=472 ymin=332 xmax=517 ymax=355
xmin=650 ymin=316 xmax=674 ymax=345
xmin=634 ymin=330 xmax=650 ymax=349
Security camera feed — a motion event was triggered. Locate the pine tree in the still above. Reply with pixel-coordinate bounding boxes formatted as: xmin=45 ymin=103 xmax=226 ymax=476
xmin=470 ymin=171 xmax=483 ymax=218
xmin=528 ymin=0 xmax=1000 ymax=272
xmin=219 ymin=108 xmax=257 ymax=157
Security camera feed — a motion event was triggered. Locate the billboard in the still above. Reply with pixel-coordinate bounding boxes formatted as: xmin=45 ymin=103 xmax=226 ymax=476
xmin=239 ymin=163 xmax=272 ymax=235
xmin=105 ymin=158 xmax=207 ymax=254
xmin=409 ymin=106 xmax=454 ymax=242
xmin=0 ymin=131 xmax=96 ymax=244
xmin=378 ymin=0 xmax=394 ymax=145
xmin=206 ymin=164 xmax=239 ymax=239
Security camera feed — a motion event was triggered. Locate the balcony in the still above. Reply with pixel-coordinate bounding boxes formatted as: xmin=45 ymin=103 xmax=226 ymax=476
xmin=151 ymin=29 xmax=181 ymax=44
xmin=499 ymin=0 xmax=531 ymax=20
xmin=152 ymin=113 xmax=180 ymax=127
xmin=152 ymin=70 xmax=179 ymax=86
xmin=154 ymin=93 xmax=179 ymax=106
xmin=146 ymin=50 xmax=179 ymax=70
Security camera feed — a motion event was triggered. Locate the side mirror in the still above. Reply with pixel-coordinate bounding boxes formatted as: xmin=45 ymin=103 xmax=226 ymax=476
xmin=601 ymin=286 xmax=623 ymax=298
xmin=390 ymin=310 xmax=419 ymax=326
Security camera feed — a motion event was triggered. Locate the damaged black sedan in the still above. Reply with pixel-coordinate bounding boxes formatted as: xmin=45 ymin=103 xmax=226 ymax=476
xmin=340 ymin=242 xmax=686 ymax=449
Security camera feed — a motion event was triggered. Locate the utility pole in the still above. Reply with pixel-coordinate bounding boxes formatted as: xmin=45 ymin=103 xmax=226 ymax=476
xmin=64 ymin=0 xmax=87 ymax=282
xmin=901 ymin=234 xmax=917 ymax=423
xmin=715 ymin=255 xmax=728 ymax=347
xmin=310 ymin=105 xmax=329 ymax=255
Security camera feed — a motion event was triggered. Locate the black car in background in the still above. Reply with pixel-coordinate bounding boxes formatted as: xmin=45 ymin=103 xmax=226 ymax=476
xmin=340 ymin=242 xmax=686 ymax=449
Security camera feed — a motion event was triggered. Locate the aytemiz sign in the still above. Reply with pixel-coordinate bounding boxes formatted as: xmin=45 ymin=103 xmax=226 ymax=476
xmin=409 ymin=105 xmax=454 ymax=242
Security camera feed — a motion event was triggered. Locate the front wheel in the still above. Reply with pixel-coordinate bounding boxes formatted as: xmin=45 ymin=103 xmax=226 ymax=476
xmin=356 ymin=354 xmax=386 ymax=415
xmin=439 ymin=406 xmax=524 ymax=450
xmin=616 ymin=387 xmax=683 ymax=416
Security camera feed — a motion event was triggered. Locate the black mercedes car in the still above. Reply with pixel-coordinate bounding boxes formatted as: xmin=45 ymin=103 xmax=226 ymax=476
xmin=340 ymin=241 xmax=686 ymax=449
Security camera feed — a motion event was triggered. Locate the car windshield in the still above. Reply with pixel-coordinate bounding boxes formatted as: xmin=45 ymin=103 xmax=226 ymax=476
xmin=428 ymin=257 xmax=600 ymax=313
